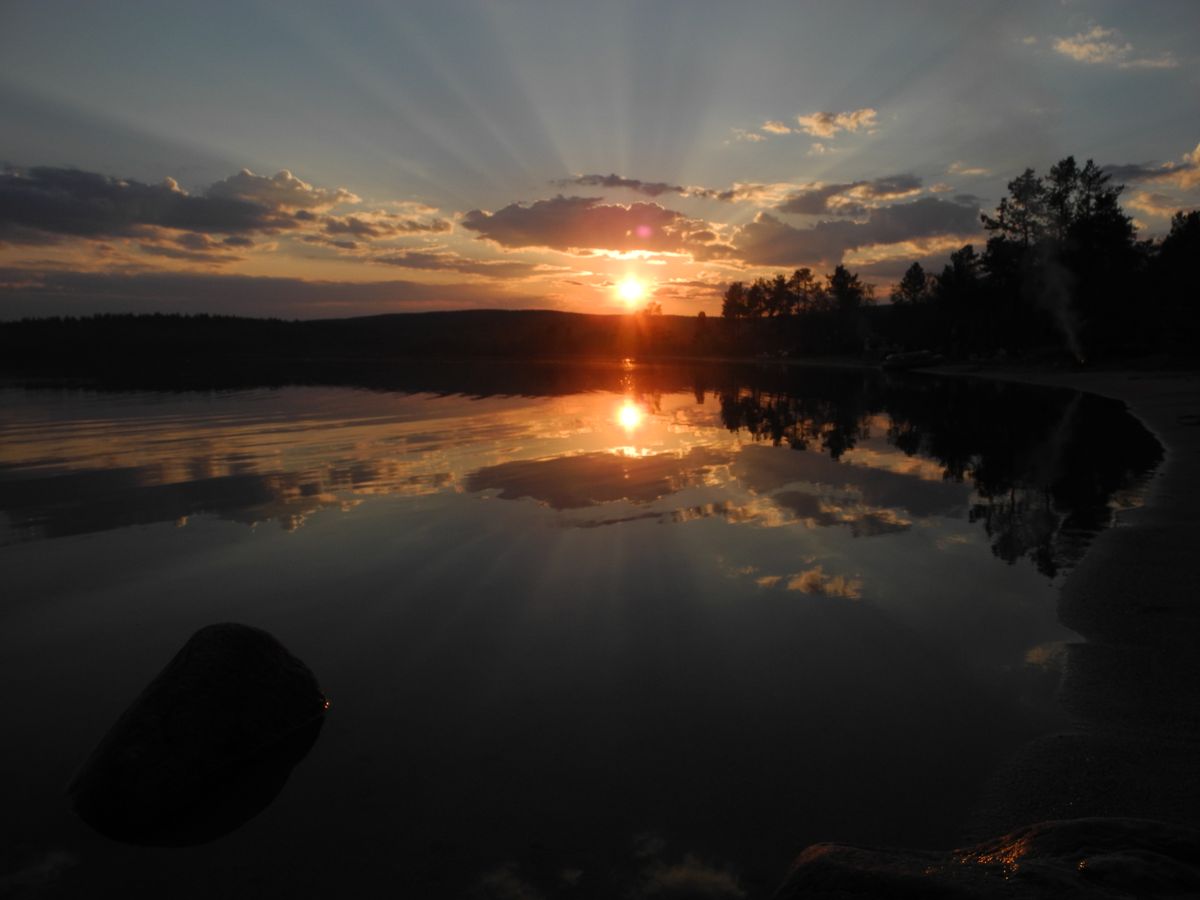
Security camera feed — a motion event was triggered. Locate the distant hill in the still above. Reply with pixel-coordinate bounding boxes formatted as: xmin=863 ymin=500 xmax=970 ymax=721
xmin=0 ymin=309 xmax=737 ymax=387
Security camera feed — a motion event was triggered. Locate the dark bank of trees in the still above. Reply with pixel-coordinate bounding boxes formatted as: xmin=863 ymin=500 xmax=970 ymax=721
xmin=722 ymin=157 xmax=1200 ymax=360
xmin=720 ymin=264 xmax=875 ymax=355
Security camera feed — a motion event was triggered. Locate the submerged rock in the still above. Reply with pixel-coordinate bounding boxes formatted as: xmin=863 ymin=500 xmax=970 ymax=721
xmin=68 ymin=623 xmax=327 ymax=846
xmin=773 ymin=818 xmax=1200 ymax=899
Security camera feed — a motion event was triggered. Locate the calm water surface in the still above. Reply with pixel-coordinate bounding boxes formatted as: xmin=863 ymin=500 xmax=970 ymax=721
xmin=0 ymin=363 xmax=1161 ymax=897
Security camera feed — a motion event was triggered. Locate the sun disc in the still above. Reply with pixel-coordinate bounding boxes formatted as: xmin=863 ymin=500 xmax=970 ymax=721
xmin=617 ymin=401 xmax=642 ymax=430
xmin=616 ymin=277 xmax=645 ymax=306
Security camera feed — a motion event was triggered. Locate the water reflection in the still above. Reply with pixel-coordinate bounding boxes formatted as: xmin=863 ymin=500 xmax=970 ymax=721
xmin=0 ymin=364 xmax=1161 ymax=583
xmin=0 ymin=362 xmax=1167 ymax=896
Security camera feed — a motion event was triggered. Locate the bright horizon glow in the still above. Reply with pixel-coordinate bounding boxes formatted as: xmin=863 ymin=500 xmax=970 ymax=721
xmin=617 ymin=400 xmax=643 ymax=431
xmin=615 ymin=276 xmax=647 ymax=308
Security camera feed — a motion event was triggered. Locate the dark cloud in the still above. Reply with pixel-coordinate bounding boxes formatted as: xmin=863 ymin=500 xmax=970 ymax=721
xmin=0 ymin=267 xmax=541 ymax=319
xmin=322 ymin=214 xmax=450 ymax=239
xmin=137 ymin=242 xmax=243 ymax=265
xmin=372 ymin=250 xmax=543 ymax=278
xmin=0 ymin=165 xmax=379 ymax=249
xmin=0 ymin=166 xmax=293 ymax=242
xmin=735 ymin=197 xmax=980 ymax=267
xmin=461 ymin=195 xmax=717 ymax=255
xmin=777 ymin=175 xmax=923 ymax=216
xmin=553 ymin=173 xmax=689 ymax=198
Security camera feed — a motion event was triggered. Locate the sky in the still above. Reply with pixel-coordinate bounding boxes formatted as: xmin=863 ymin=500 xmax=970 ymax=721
xmin=2 ymin=0 xmax=1198 ymax=320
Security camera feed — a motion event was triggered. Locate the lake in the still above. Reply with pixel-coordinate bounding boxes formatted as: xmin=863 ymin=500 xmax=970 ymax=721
xmin=0 ymin=362 xmax=1162 ymax=898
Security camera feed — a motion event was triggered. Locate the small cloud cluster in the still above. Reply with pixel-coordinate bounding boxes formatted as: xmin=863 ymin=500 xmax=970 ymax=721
xmin=372 ymin=249 xmax=549 ymax=278
xmin=777 ymin=175 xmax=923 ymax=217
xmin=553 ymin=174 xmax=802 ymax=205
xmin=1052 ymin=25 xmax=1177 ymax=70
xmin=1105 ymin=142 xmax=1200 ymax=191
xmin=948 ymin=161 xmax=991 ymax=177
xmin=795 ymin=108 xmax=878 ymax=138
xmin=733 ymin=196 xmax=980 ymax=267
xmin=785 ymin=565 xmax=863 ymax=600
xmin=461 ymin=195 xmax=726 ymax=256
xmin=734 ymin=108 xmax=878 ymax=143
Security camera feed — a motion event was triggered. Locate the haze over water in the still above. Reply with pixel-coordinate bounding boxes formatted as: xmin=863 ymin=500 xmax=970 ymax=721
xmin=0 ymin=363 xmax=1162 ymax=897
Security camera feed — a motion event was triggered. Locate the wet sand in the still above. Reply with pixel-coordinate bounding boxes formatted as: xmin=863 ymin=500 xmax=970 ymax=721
xmin=937 ymin=365 xmax=1200 ymax=836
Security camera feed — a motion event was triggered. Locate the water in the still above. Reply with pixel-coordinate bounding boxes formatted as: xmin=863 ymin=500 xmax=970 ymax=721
xmin=0 ymin=362 xmax=1162 ymax=897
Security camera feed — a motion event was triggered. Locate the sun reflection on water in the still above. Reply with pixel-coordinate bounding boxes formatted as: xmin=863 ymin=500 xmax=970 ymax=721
xmin=617 ymin=400 xmax=643 ymax=431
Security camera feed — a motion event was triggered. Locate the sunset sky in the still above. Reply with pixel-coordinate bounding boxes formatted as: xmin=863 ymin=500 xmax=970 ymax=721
xmin=2 ymin=0 xmax=1198 ymax=319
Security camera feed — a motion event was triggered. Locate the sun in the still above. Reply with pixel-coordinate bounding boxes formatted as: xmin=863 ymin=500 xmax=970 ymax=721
xmin=617 ymin=400 xmax=643 ymax=431
xmin=615 ymin=276 xmax=647 ymax=307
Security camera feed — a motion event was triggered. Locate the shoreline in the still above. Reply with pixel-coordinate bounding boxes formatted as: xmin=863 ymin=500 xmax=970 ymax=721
xmin=932 ymin=364 xmax=1200 ymax=837
xmin=775 ymin=363 xmax=1200 ymax=897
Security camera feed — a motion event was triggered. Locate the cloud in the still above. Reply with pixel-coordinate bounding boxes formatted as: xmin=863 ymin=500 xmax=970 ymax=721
xmin=777 ymin=175 xmax=923 ymax=217
xmin=552 ymin=174 xmax=804 ymax=206
xmin=321 ymin=213 xmax=450 ymax=239
xmin=761 ymin=120 xmax=793 ymax=135
xmin=461 ymin=195 xmax=719 ymax=255
xmin=1125 ymin=190 xmax=1190 ymax=220
xmin=1105 ymin=142 xmax=1200 ymax=190
xmin=371 ymin=250 xmax=547 ymax=278
xmin=784 ymin=566 xmax=863 ymax=600
xmin=948 ymin=161 xmax=991 ymax=177
xmin=464 ymin=447 xmax=731 ymax=509
xmin=1052 ymin=25 xmax=1178 ymax=69
xmin=553 ymin=173 xmax=689 ymax=198
xmin=0 ymin=165 xmax=364 ymax=246
xmin=205 ymin=168 xmax=359 ymax=209
xmin=734 ymin=197 xmax=980 ymax=267
xmin=730 ymin=128 xmax=767 ymax=143
xmin=640 ymin=854 xmax=745 ymax=899
xmin=794 ymin=108 xmax=878 ymax=138
xmin=0 ymin=166 xmax=291 ymax=242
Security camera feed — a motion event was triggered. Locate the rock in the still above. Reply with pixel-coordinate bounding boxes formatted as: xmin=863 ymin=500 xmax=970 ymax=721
xmin=68 ymin=623 xmax=327 ymax=846
xmin=772 ymin=818 xmax=1200 ymax=899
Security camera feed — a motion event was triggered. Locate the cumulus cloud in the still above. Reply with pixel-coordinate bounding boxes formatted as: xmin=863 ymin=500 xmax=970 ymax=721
xmin=461 ymin=195 xmax=720 ymax=255
xmin=777 ymin=175 xmax=923 ymax=217
xmin=733 ymin=196 xmax=980 ymax=267
xmin=0 ymin=165 xmax=364 ymax=246
xmin=1052 ymin=25 xmax=1178 ymax=69
xmin=794 ymin=108 xmax=878 ymax=138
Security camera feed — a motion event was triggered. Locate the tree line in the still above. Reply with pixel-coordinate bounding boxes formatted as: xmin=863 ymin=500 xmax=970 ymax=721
xmin=721 ymin=156 xmax=1200 ymax=360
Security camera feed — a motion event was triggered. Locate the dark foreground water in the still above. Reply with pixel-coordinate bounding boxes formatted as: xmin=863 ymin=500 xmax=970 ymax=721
xmin=0 ymin=362 xmax=1162 ymax=898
